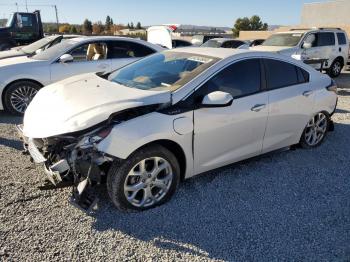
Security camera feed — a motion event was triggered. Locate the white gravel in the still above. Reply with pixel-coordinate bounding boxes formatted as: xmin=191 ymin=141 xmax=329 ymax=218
xmin=1 ymin=71 xmax=350 ymax=261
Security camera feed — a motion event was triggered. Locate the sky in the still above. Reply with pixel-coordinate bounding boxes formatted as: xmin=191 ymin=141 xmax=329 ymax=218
xmin=0 ymin=0 xmax=330 ymax=27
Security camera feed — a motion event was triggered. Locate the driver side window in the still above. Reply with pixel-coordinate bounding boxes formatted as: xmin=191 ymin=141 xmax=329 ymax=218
xmin=70 ymin=42 xmax=108 ymax=62
xmin=200 ymin=59 xmax=261 ymax=99
xmin=183 ymin=59 xmax=262 ymax=107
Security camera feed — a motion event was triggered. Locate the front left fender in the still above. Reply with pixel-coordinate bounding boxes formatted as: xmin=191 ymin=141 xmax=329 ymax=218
xmin=97 ymin=111 xmax=194 ymax=177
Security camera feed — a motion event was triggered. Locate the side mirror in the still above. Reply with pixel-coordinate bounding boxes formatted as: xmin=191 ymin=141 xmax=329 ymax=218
xmin=202 ymin=91 xmax=233 ymax=107
xmin=59 ymin=54 xmax=73 ymax=63
xmin=302 ymin=42 xmax=312 ymax=49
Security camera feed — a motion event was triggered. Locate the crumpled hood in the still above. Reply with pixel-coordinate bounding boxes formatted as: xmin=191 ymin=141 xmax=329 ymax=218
xmin=23 ymin=73 xmax=171 ymax=138
xmin=0 ymin=49 xmax=25 ymax=60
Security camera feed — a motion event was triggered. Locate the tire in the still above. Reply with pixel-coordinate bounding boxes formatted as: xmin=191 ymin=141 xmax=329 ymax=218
xmin=107 ymin=145 xmax=180 ymax=211
xmin=300 ymin=112 xmax=330 ymax=149
xmin=327 ymin=59 xmax=343 ymax=78
xmin=4 ymin=81 xmax=41 ymax=116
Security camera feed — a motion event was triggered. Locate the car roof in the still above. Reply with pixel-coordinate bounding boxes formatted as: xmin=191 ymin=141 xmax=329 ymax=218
xmin=208 ymin=38 xmax=244 ymax=43
xmin=170 ymin=47 xmax=250 ymax=58
xmin=65 ymin=36 xmax=165 ymax=51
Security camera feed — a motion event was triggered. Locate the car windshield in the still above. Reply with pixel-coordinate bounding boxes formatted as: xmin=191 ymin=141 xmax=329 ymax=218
xmin=21 ymin=36 xmax=59 ymax=54
xmin=262 ymin=33 xmax=304 ymax=47
xmin=32 ymin=39 xmax=77 ymax=60
xmin=109 ymin=51 xmax=219 ymax=91
xmin=201 ymin=40 xmax=222 ymax=48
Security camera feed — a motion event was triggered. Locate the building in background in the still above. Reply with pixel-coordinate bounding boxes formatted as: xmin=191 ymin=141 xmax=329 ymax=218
xmin=239 ymin=0 xmax=350 ymax=40
xmin=301 ymin=0 xmax=350 ymax=35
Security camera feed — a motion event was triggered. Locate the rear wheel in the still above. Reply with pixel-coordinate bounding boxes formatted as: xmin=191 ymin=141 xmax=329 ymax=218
xmin=4 ymin=81 xmax=41 ymax=115
xmin=327 ymin=59 xmax=343 ymax=78
xmin=107 ymin=145 xmax=180 ymax=211
xmin=300 ymin=112 xmax=329 ymax=148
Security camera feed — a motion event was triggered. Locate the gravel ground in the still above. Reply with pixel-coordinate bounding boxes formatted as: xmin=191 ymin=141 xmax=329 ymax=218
xmin=1 ymin=71 xmax=350 ymax=261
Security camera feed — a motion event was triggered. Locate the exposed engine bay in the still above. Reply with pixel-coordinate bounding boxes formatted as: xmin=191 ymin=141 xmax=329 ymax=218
xmin=17 ymin=104 xmax=165 ymax=213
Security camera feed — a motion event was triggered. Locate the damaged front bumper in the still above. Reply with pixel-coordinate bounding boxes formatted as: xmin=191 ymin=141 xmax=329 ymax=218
xmin=16 ymin=124 xmax=108 ymax=213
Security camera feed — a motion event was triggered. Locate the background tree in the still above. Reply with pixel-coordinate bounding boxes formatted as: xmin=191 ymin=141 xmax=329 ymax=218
xmin=69 ymin=25 xmax=78 ymax=34
xmin=92 ymin=21 xmax=104 ymax=35
xmin=136 ymin=22 xmax=142 ymax=29
xmin=130 ymin=22 xmax=134 ymax=29
xmin=232 ymin=15 xmax=268 ymax=37
xmin=105 ymin=15 xmax=112 ymax=32
xmin=59 ymin=24 xmax=70 ymax=33
xmin=82 ymin=19 xmax=93 ymax=35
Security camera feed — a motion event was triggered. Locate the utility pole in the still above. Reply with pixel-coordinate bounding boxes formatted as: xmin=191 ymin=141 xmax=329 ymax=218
xmin=15 ymin=2 xmax=18 ymax=12
xmin=25 ymin=0 xmax=28 ymax=12
xmin=54 ymin=5 xmax=59 ymax=33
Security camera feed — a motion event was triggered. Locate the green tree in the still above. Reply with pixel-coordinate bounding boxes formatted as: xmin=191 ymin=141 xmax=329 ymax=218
xmin=130 ymin=22 xmax=134 ymax=29
xmin=69 ymin=25 xmax=78 ymax=34
xmin=232 ymin=15 xmax=268 ymax=37
xmin=105 ymin=15 xmax=112 ymax=31
xmin=136 ymin=22 xmax=142 ymax=29
xmin=83 ymin=19 xmax=93 ymax=35
xmin=127 ymin=23 xmax=130 ymax=29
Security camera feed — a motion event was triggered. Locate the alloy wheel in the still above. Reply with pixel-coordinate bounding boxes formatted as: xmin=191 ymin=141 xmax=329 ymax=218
xmin=10 ymin=85 xmax=38 ymax=114
xmin=304 ymin=113 xmax=328 ymax=146
xmin=332 ymin=61 xmax=342 ymax=76
xmin=124 ymin=157 xmax=173 ymax=208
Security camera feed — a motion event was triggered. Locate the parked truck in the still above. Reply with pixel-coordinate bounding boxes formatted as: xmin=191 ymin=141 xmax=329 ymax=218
xmin=0 ymin=10 xmax=44 ymax=51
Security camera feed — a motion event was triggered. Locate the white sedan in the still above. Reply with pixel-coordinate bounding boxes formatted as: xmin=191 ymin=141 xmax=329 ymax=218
xmin=0 ymin=36 xmax=164 ymax=115
xmin=19 ymin=48 xmax=337 ymax=212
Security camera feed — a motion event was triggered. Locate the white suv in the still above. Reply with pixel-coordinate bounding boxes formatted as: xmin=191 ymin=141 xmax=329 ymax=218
xmin=251 ymin=28 xmax=349 ymax=77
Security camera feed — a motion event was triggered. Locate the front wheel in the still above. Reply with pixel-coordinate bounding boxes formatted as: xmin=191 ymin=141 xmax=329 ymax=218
xmin=300 ymin=112 xmax=330 ymax=148
xmin=4 ymin=81 xmax=41 ymax=115
xmin=107 ymin=145 xmax=180 ymax=211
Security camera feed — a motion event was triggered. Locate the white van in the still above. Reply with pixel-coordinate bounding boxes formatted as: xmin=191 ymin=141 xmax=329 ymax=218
xmin=147 ymin=25 xmax=192 ymax=49
xmin=251 ymin=28 xmax=349 ymax=77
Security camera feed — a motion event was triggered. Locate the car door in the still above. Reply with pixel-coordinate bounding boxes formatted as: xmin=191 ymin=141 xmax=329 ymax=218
xmin=336 ymin=32 xmax=348 ymax=63
xmin=302 ymin=32 xmax=336 ymax=67
xmin=193 ymin=58 xmax=269 ymax=174
xmin=49 ymin=41 xmax=111 ymax=83
xmin=107 ymin=40 xmax=156 ymax=71
xmin=261 ymin=58 xmax=314 ymax=153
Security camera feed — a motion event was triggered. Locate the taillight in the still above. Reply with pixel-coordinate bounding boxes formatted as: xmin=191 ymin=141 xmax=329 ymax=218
xmin=326 ymin=80 xmax=338 ymax=94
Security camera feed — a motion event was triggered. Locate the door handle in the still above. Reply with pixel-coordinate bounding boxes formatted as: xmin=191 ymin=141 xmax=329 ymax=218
xmin=303 ymin=90 xmax=313 ymax=97
xmin=251 ymin=104 xmax=266 ymax=112
xmin=339 ymin=47 xmax=342 ymax=52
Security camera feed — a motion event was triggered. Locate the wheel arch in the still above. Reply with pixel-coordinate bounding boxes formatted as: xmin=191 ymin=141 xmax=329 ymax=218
xmin=129 ymin=139 xmax=187 ymax=182
xmin=2 ymin=79 xmax=44 ymax=109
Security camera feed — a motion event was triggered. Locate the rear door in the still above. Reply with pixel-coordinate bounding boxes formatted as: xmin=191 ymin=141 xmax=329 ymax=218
xmin=193 ymin=58 xmax=268 ymax=174
xmin=262 ymin=58 xmax=314 ymax=153
xmin=107 ymin=40 xmax=156 ymax=71
xmin=336 ymin=32 xmax=349 ymax=64
xmin=49 ymin=41 xmax=111 ymax=83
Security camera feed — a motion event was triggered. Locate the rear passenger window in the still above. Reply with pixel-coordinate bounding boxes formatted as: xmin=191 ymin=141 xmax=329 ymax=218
xmin=296 ymin=67 xmax=310 ymax=84
xmin=108 ymin=41 xmax=155 ymax=59
xmin=201 ymin=59 xmax=261 ymax=98
xmin=337 ymin=33 xmax=347 ymax=45
xmin=317 ymin=32 xmax=335 ymax=46
xmin=264 ymin=59 xmax=299 ymax=89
